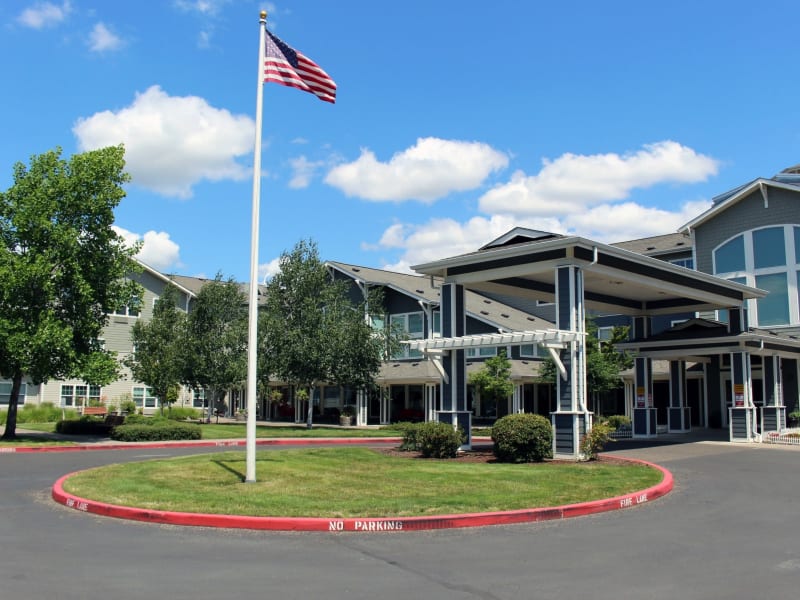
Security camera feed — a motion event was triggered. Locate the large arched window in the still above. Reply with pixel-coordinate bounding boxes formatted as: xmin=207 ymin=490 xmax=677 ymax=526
xmin=713 ymin=225 xmax=799 ymax=327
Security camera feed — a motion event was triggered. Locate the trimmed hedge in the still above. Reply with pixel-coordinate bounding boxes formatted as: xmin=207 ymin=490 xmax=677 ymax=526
xmin=399 ymin=421 xmax=465 ymax=458
xmin=416 ymin=421 xmax=465 ymax=458
xmin=110 ymin=421 xmax=202 ymax=442
xmin=603 ymin=414 xmax=632 ymax=430
xmin=491 ymin=413 xmax=553 ymax=463
xmin=56 ymin=417 xmax=111 ymax=436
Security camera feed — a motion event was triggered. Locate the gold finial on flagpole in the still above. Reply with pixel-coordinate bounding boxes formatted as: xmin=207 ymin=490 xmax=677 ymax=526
xmin=260 ymin=10 xmax=267 ymax=21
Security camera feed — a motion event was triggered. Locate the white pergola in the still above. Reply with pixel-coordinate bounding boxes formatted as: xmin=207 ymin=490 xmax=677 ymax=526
xmin=404 ymin=328 xmax=581 ymax=383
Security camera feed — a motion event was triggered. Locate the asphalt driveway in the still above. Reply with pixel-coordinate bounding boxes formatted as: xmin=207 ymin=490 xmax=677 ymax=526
xmin=1 ymin=437 xmax=798 ymax=600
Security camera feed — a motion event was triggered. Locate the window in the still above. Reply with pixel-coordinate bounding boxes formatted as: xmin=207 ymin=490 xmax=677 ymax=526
xmin=132 ymin=386 xmax=158 ymax=408
xmin=192 ymin=388 xmax=206 ymax=408
xmin=110 ymin=295 xmax=142 ymax=317
xmin=520 ymin=344 xmax=540 ymax=358
xmin=111 ymin=305 xmax=140 ymax=317
xmin=753 ymin=227 xmax=785 ymax=269
xmin=323 ymin=386 xmax=340 ymax=407
xmin=756 ymin=273 xmax=790 ymax=326
xmin=596 ymin=326 xmax=614 ymax=342
xmin=714 ymin=226 xmax=800 ymax=327
xmin=714 ymin=235 xmax=746 ymax=274
xmin=466 ymin=346 xmax=498 ymax=358
xmin=0 ymin=381 xmax=27 ymax=406
xmin=432 ymin=311 xmax=441 ymax=337
xmin=390 ymin=312 xmax=424 ymax=359
xmin=60 ymin=384 xmax=100 ymax=407
xmin=670 ymin=258 xmax=694 ymax=270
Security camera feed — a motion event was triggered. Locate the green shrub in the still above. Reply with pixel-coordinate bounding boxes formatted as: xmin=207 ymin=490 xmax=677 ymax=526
xmin=115 ymin=394 xmax=137 ymax=415
xmin=581 ymin=422 xmax=614 ymax=460
xmin=491 ymin=413 xmax=553 ymax=463
xmin=110 ymin=422 xmax=202 ymax=442
xmin=123 ymin=413 xmax=165 ymax=425
xmin=396 ymin=422 xmax=421 ymax=451
xmin=166 ymin=406 xmax=201 ymax=421
xmin=415 ymin=421 xmax=464 ymax=458
xmin=603 ymin=414 xmax=632 ymax=430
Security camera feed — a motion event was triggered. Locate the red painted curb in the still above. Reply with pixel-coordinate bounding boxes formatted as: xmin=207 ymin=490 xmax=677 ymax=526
xmin=2 ymin=437 xmax=403 ymax=453
xmin=51 ymin=454 xmax=673 ymax=533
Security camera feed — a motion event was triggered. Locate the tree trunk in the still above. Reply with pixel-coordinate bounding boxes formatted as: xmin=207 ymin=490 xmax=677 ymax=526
xmin=306 ymin=384 xmax=315 ymax=429
xmin=1 ymin=371 xmax=24 ymax=440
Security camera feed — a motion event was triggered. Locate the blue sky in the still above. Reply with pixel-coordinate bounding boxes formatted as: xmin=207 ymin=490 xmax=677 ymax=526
xmin=1 ymin=1 xmax=799 ymax=281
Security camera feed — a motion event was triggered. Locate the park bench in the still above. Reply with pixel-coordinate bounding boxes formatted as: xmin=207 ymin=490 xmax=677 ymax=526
xmin=82 ymin=406 xmax=108 ymax=417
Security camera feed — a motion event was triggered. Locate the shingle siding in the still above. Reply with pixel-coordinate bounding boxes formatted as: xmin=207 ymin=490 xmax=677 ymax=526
xmin=694 ymin=188 xmax=800 ymax=274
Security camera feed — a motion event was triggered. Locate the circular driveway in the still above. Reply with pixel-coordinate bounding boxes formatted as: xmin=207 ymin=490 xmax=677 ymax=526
xmin=2 ymin=439 xmax=799 ymax=600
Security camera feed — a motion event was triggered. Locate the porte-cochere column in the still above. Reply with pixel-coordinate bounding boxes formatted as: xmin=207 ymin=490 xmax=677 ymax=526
xmin=439 ymin=282 xmax=472 ymax=448
xmin=632 ymin=316 xmax=656 ymax=437
xmin=551 ymin=265 xmax=589 ymax=459
xmin=668 ymin=360 xmax=690 ymax=432
xmin=762 ymin=356 xmax=786 ymax=433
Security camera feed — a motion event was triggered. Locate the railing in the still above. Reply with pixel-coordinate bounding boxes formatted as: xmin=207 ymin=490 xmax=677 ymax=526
xmin=608 ymin=428 xmax=632 ymax=440
xmin=762 ymin=429 xmax=800 ymax=446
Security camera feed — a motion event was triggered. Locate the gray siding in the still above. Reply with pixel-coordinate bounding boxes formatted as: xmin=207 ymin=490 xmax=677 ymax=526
xmin=694 ymin=188 xmax=800 ymax=275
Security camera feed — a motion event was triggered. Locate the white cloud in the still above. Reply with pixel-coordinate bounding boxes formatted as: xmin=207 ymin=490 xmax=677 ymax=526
xmin=288 ymin=155 xmax=326 ymax=189
xmin=563 ymin=200 xmax=713 ymax=243
xmin=73 ymin=85 xmax=254 ymax=198
xmin=378 ymin=215 xmax=522 ymax=273
xmin=259 ymin=257 xmax=282 ymax=282
xmin=325 ymin=137 xmax=509 ymax=202
xmin=173 ymin=0 xmax=231 ymax=16
xmin=113 ymin=226 xmax=182 ymax=272
xmin=479 ymin=141 xmax=719 ymax=217
xmin=88 ymin=22 xmax=123 ymax=52
xmin=17 ymin=1 xmax=71 ymax=29
xmin=369 ymin=142 xmax=720 ymax=272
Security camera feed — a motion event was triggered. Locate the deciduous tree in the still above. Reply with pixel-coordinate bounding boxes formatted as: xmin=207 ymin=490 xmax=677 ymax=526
xmin=263 ymin=240 xmax=393 ymax=427
xmin=468 ymin=350 xmax=514 ymax=416
xmin=539 ymin=319 xmax=634 ymax=406
xmin=181 ymin=275 xmax=247 ymax=421
xmin=126 ymin=283 xmax=186 ymax=414
xmin=0 ymin=146 xmax=140 ymax=439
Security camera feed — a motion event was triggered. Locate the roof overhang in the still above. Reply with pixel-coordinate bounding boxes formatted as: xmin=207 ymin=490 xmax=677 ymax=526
xmin=680 ymin=178 xmax=800 ymax=232
xmin=617 ymin=331 xmax=800 ymax=360
xmin=413 ymin=236 xmax=765 ymax=317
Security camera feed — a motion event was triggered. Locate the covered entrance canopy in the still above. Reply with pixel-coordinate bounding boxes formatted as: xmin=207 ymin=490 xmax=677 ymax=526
xmin=410 ymin=228 xmax=767 ymax=458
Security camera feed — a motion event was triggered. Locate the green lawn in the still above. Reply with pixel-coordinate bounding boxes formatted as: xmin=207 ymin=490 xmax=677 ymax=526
xmin=62 ymin=447 xmax=661 ymax=518
xmin=197 ymin=423 xmax=402 ymax=439
xmin=0 ymin=434 xmax=76 ymax=447
xmin=2 ymin=421 xmax=403 ymax=442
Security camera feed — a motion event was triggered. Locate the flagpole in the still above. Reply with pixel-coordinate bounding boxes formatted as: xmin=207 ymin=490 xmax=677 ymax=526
xmin=245 ymin=10 xmax=267 ymax=483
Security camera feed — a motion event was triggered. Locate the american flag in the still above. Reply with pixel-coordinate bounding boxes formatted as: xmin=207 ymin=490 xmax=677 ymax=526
xmin=264 ymin=29 xmax=336 ymax=104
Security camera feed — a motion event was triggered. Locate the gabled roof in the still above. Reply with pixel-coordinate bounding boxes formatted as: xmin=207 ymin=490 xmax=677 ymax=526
xmin=165 ymin=274 xmax=269 ymax=305
xmin=327 ymin=261 xmax=554 ymax=333
xmin=480 ymin=227 xmax=563 ymax=250
xmin=680 ymin=177 xmax=800 ymax=232
xmin=612 ymin=232 xmax=692 ymax=258
xmin=133 ymin=258 xmax=197 ymax=299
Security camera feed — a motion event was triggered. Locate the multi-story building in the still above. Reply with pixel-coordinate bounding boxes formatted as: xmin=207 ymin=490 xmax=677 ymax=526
xmin=4 ymin=165 xmax=800 ymax=452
